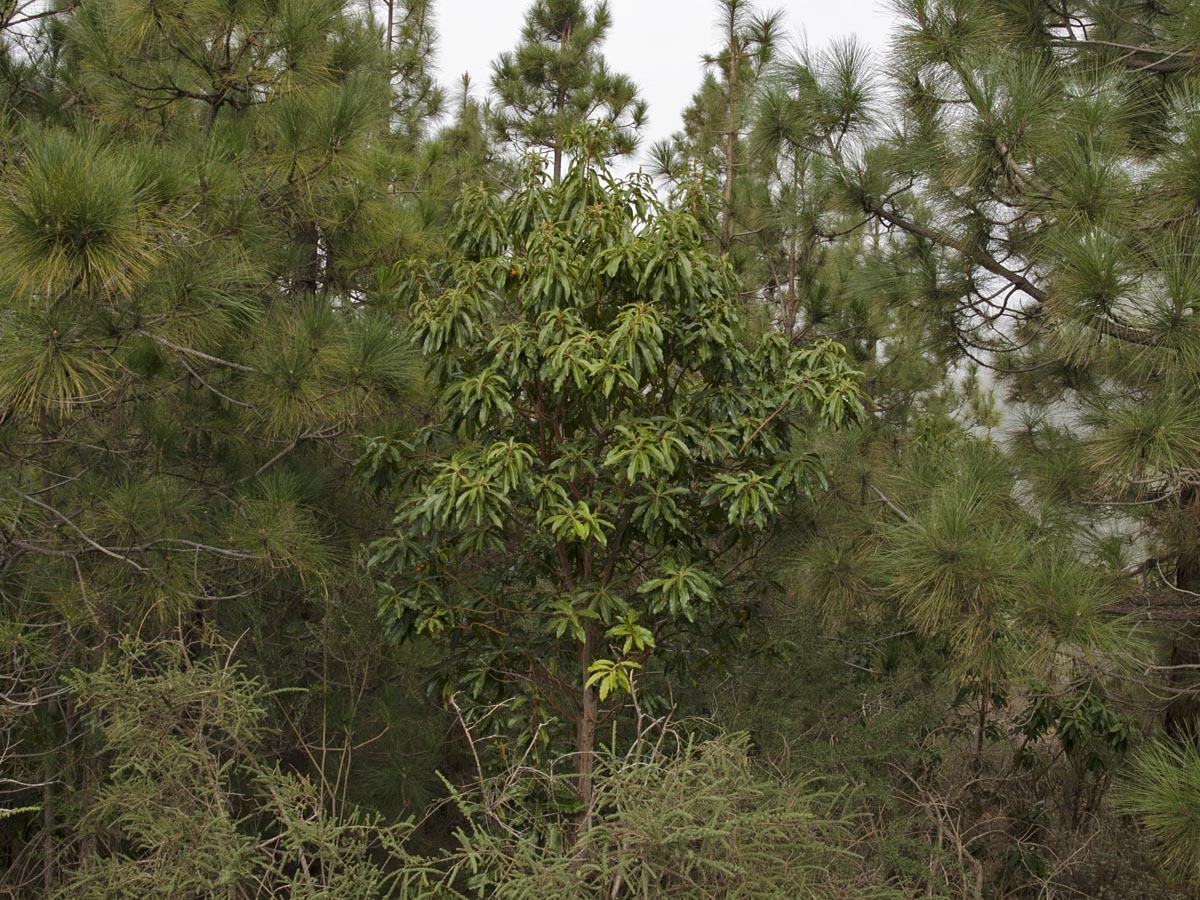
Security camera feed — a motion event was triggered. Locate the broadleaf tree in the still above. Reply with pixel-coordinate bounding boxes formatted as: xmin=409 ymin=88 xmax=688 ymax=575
xmin=365 ymin=130 xmax=864 ymax=819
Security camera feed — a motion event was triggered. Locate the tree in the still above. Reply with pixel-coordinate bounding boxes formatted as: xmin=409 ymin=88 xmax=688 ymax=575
xmin=815 ymin=0 xmax=1200 ymax=717
xmin=491 ymin=0 xmax=647 ymax=182
xmin=741 ymin=39 xmax=879 ymax=340
xmin=376 ymin=0 xmax=444 ymax=144
xmin=0 ymin=0 xmax=443 ymax=889
xmin=366 ymin=133 xmax=863 ymax=819
xmin=759 ymin=0 xmax=1200 ymax=881
xmin=652 ymin=0 xmax=783 ymax=253
xmin=827 ymin=0 xmax=1200 ymax=598
xmin=406 ymin=75 xmax=516 ymax=251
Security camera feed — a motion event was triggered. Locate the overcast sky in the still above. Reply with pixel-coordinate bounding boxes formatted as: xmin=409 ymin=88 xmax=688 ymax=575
xmin=433 ymin=0 xmax=897 ymax=165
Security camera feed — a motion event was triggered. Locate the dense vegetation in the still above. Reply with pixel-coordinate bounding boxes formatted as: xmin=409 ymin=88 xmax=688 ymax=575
xmin=4 ymin=1 xmax=1200 ymax=897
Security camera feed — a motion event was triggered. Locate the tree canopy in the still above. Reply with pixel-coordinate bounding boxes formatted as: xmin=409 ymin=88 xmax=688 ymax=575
xmin=491 ymin=0 xmax=646 ymax=181
xmin=7 ymin=1 xmax=1200 ymax=898
xmin=365 ymin=135 xmax=862 ymax=811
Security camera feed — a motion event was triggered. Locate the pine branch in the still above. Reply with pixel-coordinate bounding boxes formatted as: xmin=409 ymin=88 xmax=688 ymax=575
xmin=136 ymin=330 xmax=257 ymax=372
xmin=871 ymin=486 xmax=914 ymax=524
xmin=1051 ymin=38 xmax=1200 ymax=74
xmin=11 ymin=490 xmax=148 ymax=573
xmin=867 ymin=203 xmax=1160 ymax=347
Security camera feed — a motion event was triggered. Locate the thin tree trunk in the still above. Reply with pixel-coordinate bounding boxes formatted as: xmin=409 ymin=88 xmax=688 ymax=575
xmin=784 ymin=225 xmax=798 ymax=339
xmin=1165 ymin=489 xmax=1200 ymax=736
xmin=574 ymin=622 xmax=599 ymax=833
xmin=293 ymin=221 xmax=321 ymax=296
xmin=721 ymin=28 xmax=739 ymax=251
xmin=42 ymin=780 xmax=54 ymax=895
xmin=553 ymin=22 xmax=571 ymax=184
xmin=975 ymin=694 xmax=987 ymax=758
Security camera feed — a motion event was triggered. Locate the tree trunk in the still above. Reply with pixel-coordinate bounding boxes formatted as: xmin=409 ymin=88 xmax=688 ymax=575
xmin=1164 ymin=488 xmax=1200 ymax=737
xmin=784 ymin=224 xmax=798 ymax=339
xmin=553 ymin=24 xmax=570 ymax=184
xmin=975 ymin=693 xmax=988 ymax=759
xmin=42 ymin=780 xmax=55 ymax=895
xmin=721 ymin=31 xmax=739 ymax=251
xmin=293 ymin=221 xmax=321 ymax=297
xmin=574 ymin=622 xmax=599 ymax=834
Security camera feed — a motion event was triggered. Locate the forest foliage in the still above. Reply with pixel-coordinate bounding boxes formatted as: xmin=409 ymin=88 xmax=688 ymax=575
xmin=5 ymin=1 xmax=1200 ymax=898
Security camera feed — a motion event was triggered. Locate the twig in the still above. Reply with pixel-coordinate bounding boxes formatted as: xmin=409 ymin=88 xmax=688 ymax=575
xmin=872 ymin=486 xmax=914 ymax=524
xmin=136 ymin=329 xmax=256 ymax=372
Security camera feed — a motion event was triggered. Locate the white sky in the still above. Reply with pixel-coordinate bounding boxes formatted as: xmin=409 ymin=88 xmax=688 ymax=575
xmin=433 ymin=0 xmax=898 ymax=164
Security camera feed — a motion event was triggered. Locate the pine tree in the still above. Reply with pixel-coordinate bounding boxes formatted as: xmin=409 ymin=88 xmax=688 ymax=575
xmin=0 ymin=0 xmax=444 ymax=890
xmin=491 ymin=0 xmax=646 ymax=182
xmin=378 ymin=0 xmax=445 ymax=144
xmin=772 ymin=0 xmax=1200 ymax=880
xmin=652 ymin=0 xmax=782 ymax=254
xmin=837 ymin=0 xmax=1200 ymax=695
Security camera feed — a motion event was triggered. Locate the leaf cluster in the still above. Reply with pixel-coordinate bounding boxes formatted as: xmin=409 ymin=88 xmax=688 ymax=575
xmin=370 ymin=142 xmax=863 ymax=744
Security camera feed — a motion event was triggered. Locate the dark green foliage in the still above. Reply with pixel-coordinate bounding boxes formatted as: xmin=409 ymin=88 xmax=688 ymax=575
xmin=381 ymin=0 xmax=445 ymax=143
xmin=367 ymin=136 xmax=863 ymax=807
xmin=10 ymin=0 xmax=1200 ymax=896
xmin=0 ymin=0 xmax=450 ymax=893
xmin=718 ymin=0 xmax=1200 ymax=889
xmin=491 ymin=1 xmax=647 ymax=181
xmin=1018 ymin=685 xmax=1136 ymax=781
xmin=652 ymin=0 xmax=784 ymax=255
